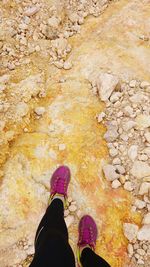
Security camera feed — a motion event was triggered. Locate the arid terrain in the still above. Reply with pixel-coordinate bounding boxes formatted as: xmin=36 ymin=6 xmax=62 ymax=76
xmin=0 ymin=0 xmax=150 ymax=266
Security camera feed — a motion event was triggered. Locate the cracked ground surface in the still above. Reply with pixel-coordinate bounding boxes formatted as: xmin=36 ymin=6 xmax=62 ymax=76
xmin=0 ymin=0 xmax=150 ymax=266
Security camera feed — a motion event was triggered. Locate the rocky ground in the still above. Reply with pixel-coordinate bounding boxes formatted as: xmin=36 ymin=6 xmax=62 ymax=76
xmin=91 ymin=73 xmax=150 ymax=266
xmin=0 ymin=0 xmax=150 ymax=267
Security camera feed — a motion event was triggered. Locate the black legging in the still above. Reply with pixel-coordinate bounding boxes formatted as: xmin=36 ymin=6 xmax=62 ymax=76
xmin=29 ymin=199 xmax=110 ymax=267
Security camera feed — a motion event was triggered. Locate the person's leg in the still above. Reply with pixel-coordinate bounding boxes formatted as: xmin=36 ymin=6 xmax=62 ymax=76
xmin=77 ymin=215 xmax=111 ymax=267
xmin=81 ymin=247 xmax=111 ymax=267
xmin=29 ymin=166 xmax=76 ymax=267
xmin=35 ymin=198 xmax=68 ymax=249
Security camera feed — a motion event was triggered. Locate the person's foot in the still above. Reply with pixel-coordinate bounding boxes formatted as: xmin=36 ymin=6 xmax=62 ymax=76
xmin=77 ymin=215 xmax=98 ymax=266
xmin=50 ymin=165 xmax=71 ymax=202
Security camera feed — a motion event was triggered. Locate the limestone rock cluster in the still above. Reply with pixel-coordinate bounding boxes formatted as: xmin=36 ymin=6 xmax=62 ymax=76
xmin=91 ymin=73 xmax=150 ymax=266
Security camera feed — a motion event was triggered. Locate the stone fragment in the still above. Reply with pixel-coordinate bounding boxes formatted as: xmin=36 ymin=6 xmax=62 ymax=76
xmin=142 ymin=213 xmax=150 ymax=225
xmin=129 ymin=93 xmax=145 ymax=103
xmin=24 ymin=6 xmax=40 ymax=16
xmin=144 ymin=132 xmax=150 ymax=143
xmin=129 ymin=80 xmax=136 ymax=88
xmin=127 ymin=243 xmax=134 ymax=255
xmin=138 ymin=154 xmax=148 ymax=161
xmin=34 ymin=106 xmax=45 ymax=116
xmin=130 ymin=161 xmax=150 ymax=178
xmin=97 ymin=112 xmax=105 ymax=122
xmin=128 ymin=145 xmax=138 ymax=161
xmin=104 ymin=126 xmax=118 ymax=142
xmin=124 ymin=181 xmax=134 ymax=191
xmin=137 ymin=224 xmax=150 ymax=241
xmin=54 ymin=61 xmax=63 ymax=69
xmin=137 ymin=259 xmax=144 ymax=265
xmin=7 ymin=62 xmax=15 ymax=70
xmin=63 ymin=61 xmax=72 ymax=70
xmin=58 ymin=144 xmax=66 ymax=151
xmin=140 ymin=81 xmax=150 ymax=88
xmin=102 ymin=164 xmax=120 ymax=181
xmin=110 ymin=92 xmax=121 ymax=103
xmin=64 ymin=210 xmax=69 ymax=217
xmin=124 ymin=106 xmax=133 ymax=116
xmin=123 ymin=223 xmax=139 ymax=242
xmin=136 ymin=114 xmax=150 ymax=129
xmin=69 ymin=205 xmax=77 ymax=212
xmin=122 ymin=120 xmax=136 ymax=131
xmin=96 ymin=73 xmax=119 ymax=101
xmin=109 ymin=148 xmax=118 ymax=157
xmin=134 ymin=199 xmax=146 ymax=209
xmin=6 ymin=130 xmax=14 ymax=141
xmin=111 ymin=179 xmax=121 ymax=189
xmin=16 ymin=102 xmax=29 ymax=117
xmin=65 ymin=215 xmax=74 ymax=228
xmin=112 ymin=158 xmax=121 ymax=165
xmin=115 ymin=165 xmax=125 ymax=174
xmin=48 ymin=16 xmax=60 ymax=28
xmin=139 ymin=182 xmax=150 ymax=195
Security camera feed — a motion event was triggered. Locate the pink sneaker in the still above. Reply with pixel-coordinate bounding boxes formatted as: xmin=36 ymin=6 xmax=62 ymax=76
xmin=78 ymin=215 xmax=98 ymax=250
xmin=77 ymin=215 xmax=98 ymax=266
xmin=50 ymin=165 xmax=71 ymax=199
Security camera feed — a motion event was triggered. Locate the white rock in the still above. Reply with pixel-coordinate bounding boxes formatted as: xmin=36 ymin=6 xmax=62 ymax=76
xmin=137 ymin=224 xmax=150 ymax=241
xmin=54 ymin=61 xmax=63 ymax=69
xmin=97 ymin=112 xmax=105 ymax=122
xmin=64 ymin=210 xmax=69 ymax=217
xmin=139 ymin=182 xmax=150 ymax=195
xmin=34 ymin=106 xmax=45 ymax=116
xmin=129 ymin=80 xmax=137 ymax=88
xmin=69 ymin=204 xmax=77 ymax=212
xmin=138 ymin=154 xmax=148 ymax=161
xmin=124 ymin=106 xmax=133 ymax=116
xmin=115 ymin=165 xmax=125 ymax=174
xmin=120 ymin=133 xmax=128 ymax=141
xmin=130 ymin=161 xmax=150 ymax=178
xmin=142 ymin=213 xmax=150 ymax=225
xmin=67 ymin=196 xmax=72 ymax=203
xmin=129 ymin=93 xmax=145 ymax=103
xmin=58 ymin=144 xmax=66 ymax=151
xmin=104 ymin=127 xmax=118 ymax=142
xmin=0 ymin=74 xmax=10 ymax=84
xmin=144 ymin=132 xmax=150 ymax=143
xmin=134 ymin=199 xmax=146 ymax=209
xmin=24 ymin=6 xmax=40 ymax=16
xmin=124 ymin=181 xmax=134 ymax=191
xmin=123 ymin=223 xmax=139 ymax=242
xmin=96 ymin=73 xmax=119 ymax=101
xmin=127 ymin=243 xmax=134 ymax=255
xmin=16 ymin=102 xmax=29 ymax=117
xmin=137 ymin=248 xmax=145 ymax=256
xmin=136 ymin=114 xmax=150 ymax=129
xmin=111 ymin=179 xmax=121 ymax=189
xmin=48 ymin=16 xmax=60 ymax=28
xmin=122 ymin=120 xmax=136 ymax=131
xmin=109 ymin=148 xmax=118 ymax=157
xmin=112 ymin=158 xmax=121 ymax=165
xmin=63 ymin=61 xmax=72 ymax=70
xmin=110 ymin=92 xmax=121 ymax=103
xmin=128 ymin=145 xmax=138 ymax=161
xmin=65 ymin=215 xmax=74 ymax=227
xmin=140 ymin=81 xmax=150 ymax=88
xmin=137 ymin=259 xmax=144 ymax=265
xmin=102 ymin=164 xmax=120 ymax=181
